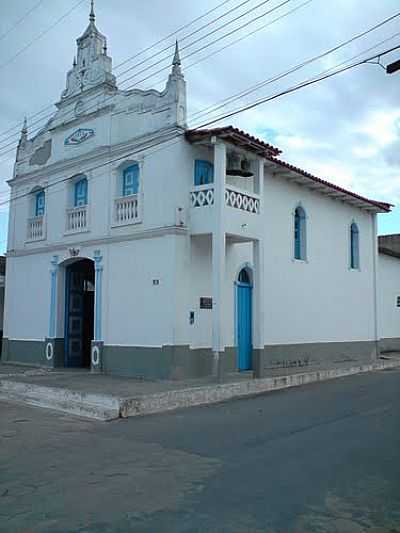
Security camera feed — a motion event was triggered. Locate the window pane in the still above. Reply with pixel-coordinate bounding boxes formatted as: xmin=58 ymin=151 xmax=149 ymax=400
xmin=35 ymin=191 xmax=45 ymax=216
xmin=123 ymin=165 xmax=139 ymax=196
xmin=194 ymin=160 xmax=214 ymax=186
xmin=74 ymin=178 xmax=88 ymax=207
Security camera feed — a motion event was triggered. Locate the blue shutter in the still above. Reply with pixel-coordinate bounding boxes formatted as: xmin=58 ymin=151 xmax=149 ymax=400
xmin=351 ymin=224 xmax=359 ymax=269
xmin=35 ymin=191 xmax=45 ymax=217
xmin=294 ymin=207 xmax=306 ymax=260
xmin=294 ymin=210 xmax=301 ymax=259
xmin=74 ymin=178 xmax=88 ymax=207
xmin=123 ymin=165 xmax=139 ymax=196
xmin=194 ymin=160 xmax=214 ymax=186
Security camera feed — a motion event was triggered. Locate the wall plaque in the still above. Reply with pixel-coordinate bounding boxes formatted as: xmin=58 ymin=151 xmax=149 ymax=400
xmin=200 ymin=297 xmax=213 ymax=310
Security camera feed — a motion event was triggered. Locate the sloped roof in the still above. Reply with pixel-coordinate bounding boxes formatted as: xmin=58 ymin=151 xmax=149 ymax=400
xmin=187 ymin=126 xmax=392 ymax=214
xmin=186 ymin=127 xmax=281 ymax=157
xmin=266 ymin=156 xmax=392 ymax=213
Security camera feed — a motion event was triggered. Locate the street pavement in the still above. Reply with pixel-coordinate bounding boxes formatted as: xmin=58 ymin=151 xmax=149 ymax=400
xmin=1 ymin=369 xmax=400 ymax=532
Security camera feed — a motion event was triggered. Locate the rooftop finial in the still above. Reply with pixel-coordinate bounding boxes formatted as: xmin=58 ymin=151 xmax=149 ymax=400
xmin=89 ymin=0 xmax=95 ymax=23
xmin=173 ymin=40 xmax=181 ymax=67
xmin=22 ymin=116 xmax=28 ymax=136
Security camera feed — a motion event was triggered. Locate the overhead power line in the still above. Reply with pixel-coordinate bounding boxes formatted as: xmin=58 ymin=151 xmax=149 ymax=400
xmin=0 ymin=0 xmax=241 ymax=141
xmin=0 ymin=0 xmax=86 ymax=72
xmin=0 ymin=0 xmax=46 ymax=43
xmin=0 ymin=0 xmax=296 ymax=155
xmin=0 ymin=42 xmax=398 ymax=214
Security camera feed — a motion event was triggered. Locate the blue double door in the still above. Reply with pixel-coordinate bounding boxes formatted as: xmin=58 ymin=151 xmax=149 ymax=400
xmin=64 ymin=260 xmax=95 ymax=368
xmin=237 ymin=281 xmax=253 ymax=371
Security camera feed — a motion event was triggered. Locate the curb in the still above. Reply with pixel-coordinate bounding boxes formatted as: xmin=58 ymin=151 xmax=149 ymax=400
xmin=1 ymin=358 xmax=399 ymax=421
xmin=119 ymin=358 xmax=400 ymax=418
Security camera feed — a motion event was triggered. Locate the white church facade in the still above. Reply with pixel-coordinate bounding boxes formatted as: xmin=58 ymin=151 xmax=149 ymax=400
xmin=2 ymin=5 xmax=399 ymax=380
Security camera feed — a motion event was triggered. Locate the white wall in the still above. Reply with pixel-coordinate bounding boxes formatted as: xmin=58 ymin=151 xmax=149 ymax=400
xmin=263 ymin=172 xmax=376 ymax=345
xmin=378 ymin=253 xmax=400 ymax=340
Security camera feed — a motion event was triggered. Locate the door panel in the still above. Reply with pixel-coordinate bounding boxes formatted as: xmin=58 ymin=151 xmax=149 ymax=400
xmin=64 ymin=261 xmax=95 ymax=368
xmin=237 ymin=283 xmax=252 ymax=371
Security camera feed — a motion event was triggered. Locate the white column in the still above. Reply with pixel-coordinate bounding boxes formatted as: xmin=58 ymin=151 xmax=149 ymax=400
xmin=48 ymin=255 xmax=59 ymax=338
xmin=212 ymin=141 xmax=226 ymax=372
xmin=253 ymin=239 xmax=265 ymax=350
xmin=93 ymin=250 xmax=103 ymax=342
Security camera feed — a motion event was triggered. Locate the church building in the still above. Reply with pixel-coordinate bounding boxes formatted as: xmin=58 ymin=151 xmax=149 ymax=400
xmin=2 ymin=3 xmax=399 ymax=380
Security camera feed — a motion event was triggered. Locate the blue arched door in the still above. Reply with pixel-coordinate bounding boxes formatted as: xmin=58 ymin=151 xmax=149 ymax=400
xmin=236 ymin=269 xmax=253 ymax=371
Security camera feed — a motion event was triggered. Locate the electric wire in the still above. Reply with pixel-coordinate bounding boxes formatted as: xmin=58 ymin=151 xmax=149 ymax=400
xmin=0 ymin=0 xmax=46 ymax=43
xmin=1 ymin=43 xmax=398 ymax=217
xmin=0 ymin=0 xmax=297 ymax=154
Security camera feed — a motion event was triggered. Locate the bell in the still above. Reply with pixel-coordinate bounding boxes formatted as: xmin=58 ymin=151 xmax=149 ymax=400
xmin=226 ymin=152 xmax=253 ymax=178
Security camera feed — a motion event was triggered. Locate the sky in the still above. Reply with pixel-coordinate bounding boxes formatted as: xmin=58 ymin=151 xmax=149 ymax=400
xmin=0 ymin=0 xmax=399 ymax=253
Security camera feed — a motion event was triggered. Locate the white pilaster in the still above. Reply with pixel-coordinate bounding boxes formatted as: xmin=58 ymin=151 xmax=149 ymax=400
xmin=253 ymin=239 xmax=265 ymax=349
xmin=212 ymin=141 xmax=226 ymax=361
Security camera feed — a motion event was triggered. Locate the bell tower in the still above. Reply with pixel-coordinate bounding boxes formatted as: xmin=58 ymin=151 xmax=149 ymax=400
xmin=61 ymin=0 xmax=116 ymax=101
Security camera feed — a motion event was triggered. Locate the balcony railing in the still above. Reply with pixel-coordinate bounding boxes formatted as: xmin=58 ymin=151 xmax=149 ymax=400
xmin=114 ymin=194 xmax=141 ymax=226
xmin=27 ymin=216 xmax=45 ymax=242
xmin=225 ymin=185 xmax=260 ymax=214
xmin=66 ymin=206 xmax=88 ymax=234
xmin=190 ymin=185 xmax=215 ymax=208
xmin=190 ymin=184 xmax=260 ymax=214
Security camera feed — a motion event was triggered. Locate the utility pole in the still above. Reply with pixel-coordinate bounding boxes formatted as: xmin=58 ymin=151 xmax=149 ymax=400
xmin=386 ymin=59 xmax=400 ymax=74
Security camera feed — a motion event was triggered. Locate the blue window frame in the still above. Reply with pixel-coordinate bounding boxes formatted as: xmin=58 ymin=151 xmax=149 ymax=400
xmin=350 ymin=223 xmax=360 ymax=269
xmin=74 ymin=177 xmax=88 ymax=207
xmin=194 ymin=160 xmax=214 ymax=186
xmin=122 ymin=164 xmax=139 ymax=196
xmin=35 ymin=190 xmax=45 ymax=217
xmin=294 ymin=206 xmax=306 ymax=260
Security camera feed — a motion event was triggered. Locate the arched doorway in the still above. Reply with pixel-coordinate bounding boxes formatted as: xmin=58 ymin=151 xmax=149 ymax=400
xmin=64 ymin=259 xmax=95 ymax=368
xmin=236 ymin=267 xmax=253 ymax=371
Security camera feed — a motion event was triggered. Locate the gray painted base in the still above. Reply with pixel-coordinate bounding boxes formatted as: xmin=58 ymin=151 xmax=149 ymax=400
xmin=1 ymin=338 xmax=383 ymax=382
xmin=102 ymin=345 xmax=237 ymax=380
xmin=91 ymin=341 xmax=104 ymax=373
xmin=379 ymin=338 xmax=400 ymax=354
xmin=44 ymin=338 xmax=64 ymax=368
xmin=256 ymin=341 xmax=378 ymax=378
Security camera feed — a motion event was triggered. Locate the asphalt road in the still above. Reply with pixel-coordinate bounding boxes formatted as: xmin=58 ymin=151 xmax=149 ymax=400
xmin=1 ymin=369 xmax=400 ymax=533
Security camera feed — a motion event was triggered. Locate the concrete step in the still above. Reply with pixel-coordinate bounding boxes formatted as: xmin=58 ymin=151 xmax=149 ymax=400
xmin=0 ymin=379 xmax=120 ymax=421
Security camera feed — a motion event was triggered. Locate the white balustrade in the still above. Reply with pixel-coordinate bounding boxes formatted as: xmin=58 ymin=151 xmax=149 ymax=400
xmin=66 ymin=206 xmax=88 ymax=233
xmin=114 ymin=194 xmax=140 ymax=226
xmin=27 ymin=216 xmax=45 ymax=241
xmin=225 ymin=186 xmax=260 ymax=214
xmin=190 ymin=185 xmax=215 ymax=208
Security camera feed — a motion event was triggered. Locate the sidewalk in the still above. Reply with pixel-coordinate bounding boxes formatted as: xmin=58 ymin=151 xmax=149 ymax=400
xmin=1 ymin=356 xmax=400 ymax=421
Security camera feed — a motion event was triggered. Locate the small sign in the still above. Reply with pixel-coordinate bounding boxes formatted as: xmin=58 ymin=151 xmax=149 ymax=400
xmin=65 ymin=128 xmax=95 ymax=146
xmin=153 ymin=279 xmax=160 ymax=286
xmin=200 ymin=297 xmax=213 ymax=310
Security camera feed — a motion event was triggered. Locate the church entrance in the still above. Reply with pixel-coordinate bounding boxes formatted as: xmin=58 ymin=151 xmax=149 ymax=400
xmin=236 ymin=268 xmax=253 ymax=371
xmin=64 ymin=259 xmax=95 ymax=368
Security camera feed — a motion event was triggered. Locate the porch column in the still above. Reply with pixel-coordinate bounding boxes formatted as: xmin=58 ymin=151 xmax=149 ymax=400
xmin=212 ymin=140 xmax=226 ymax=378
xmin=253 ymin=239 xmax=265 ymax=347
xmin=48 ymin=255 xmax=59 ymax=338
xmin=253 ymin=159 xmax=265 ymax=377
xmin=93 ymin=250 xmax=103 ymax=341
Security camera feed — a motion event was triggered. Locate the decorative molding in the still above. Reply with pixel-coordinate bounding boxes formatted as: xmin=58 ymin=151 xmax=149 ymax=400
xmin=9 ymin=225 xmax=187 ymax=257
xmin=65 ymin=128 xmax=95 ymax=146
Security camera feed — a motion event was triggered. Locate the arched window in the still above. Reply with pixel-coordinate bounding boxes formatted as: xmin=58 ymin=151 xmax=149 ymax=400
xmin=35 ymin=190 xmax=45 ymax=217
xmin=74 ymin=177 xmax=88 ymax=207
xmin=123 ymin=164 xmax=139 ymax=197
xmin=350 ymin=222 xmax=360 ymax=269
xmin=194 ymin=160 xmax=214 ymax=186
xmin=294 ymin=206 xmax=306 ymax=260
xmin=238 ymin=268 xmax=251 ymax=284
